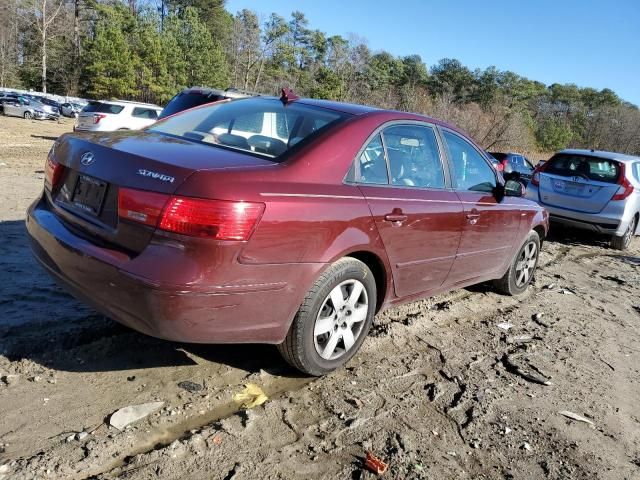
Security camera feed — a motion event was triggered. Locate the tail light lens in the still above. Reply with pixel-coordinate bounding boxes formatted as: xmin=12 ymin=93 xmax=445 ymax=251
xmin=118 ymin=188 xmax=265 ymax=240
xmin=612 ymin=163 xmax=634 ymax=201
xmin=45 ymin=154 xmax=65 ymax=189
xmin=159 ymin=197 xmax=265 ymax=240
xmin=118 ymin=188 xmax=168 ymax=227
xmin=93 ymin=114 xmax=106 ymax=124
xmin=531 ymin=161 xmax=550 ymax=187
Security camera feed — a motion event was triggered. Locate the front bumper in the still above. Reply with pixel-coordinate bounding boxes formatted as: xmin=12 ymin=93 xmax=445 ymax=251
xmin=26 ymin=195 xmax=323 ymax=344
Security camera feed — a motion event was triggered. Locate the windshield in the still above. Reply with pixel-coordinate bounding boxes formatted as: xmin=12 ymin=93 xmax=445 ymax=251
xmin=150 ymin=98 xmax=349 ymax=160
xmin=545 ymin=154 xmax=621 ymax=184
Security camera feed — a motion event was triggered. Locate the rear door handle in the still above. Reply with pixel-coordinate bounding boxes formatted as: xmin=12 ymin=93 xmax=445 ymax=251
xmin=466 ymin=213 xmax=480 ymax=225
xmin=384 ymin=213 xmax=408 ymax=223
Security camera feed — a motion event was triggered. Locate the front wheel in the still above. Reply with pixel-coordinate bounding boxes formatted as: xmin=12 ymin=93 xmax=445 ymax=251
xmin=611 ymin=215 xmax=637 ymax=250
xmin=24 ymin=111 xmax=33 ymax=119
xmin=278 ymin=257 xmax=376 ymax=376
xmin=493 ymin=231 xmax=541 ymax=295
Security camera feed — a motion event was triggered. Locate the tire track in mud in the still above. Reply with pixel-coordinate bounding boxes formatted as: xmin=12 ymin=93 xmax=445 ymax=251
xmin=86 ymin=241 xmax=583 ymax=478
xmin=3 ymin=237 xmax=622 ymax=479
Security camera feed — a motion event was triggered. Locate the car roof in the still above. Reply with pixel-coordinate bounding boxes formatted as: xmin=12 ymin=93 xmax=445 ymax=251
xmin=558 ymin=149 xmax=640 ymax=163
xmin=277 ymin=97 xmax=464 ymax=132
xmin=94 ymin=99 xmax=162 ymax=108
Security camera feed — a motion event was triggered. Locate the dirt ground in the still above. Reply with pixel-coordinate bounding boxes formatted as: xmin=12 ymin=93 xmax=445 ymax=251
xmin=1 ymin=115 xmax=639 ymax=480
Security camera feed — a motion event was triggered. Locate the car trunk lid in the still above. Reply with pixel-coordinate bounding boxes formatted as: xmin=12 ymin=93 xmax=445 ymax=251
xmin=48 ymin=131 xmax=274 ymax=253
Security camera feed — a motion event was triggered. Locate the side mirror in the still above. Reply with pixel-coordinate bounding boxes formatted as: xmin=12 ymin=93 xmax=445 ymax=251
xmin=504 ymin=179 xmax=525 ymax=197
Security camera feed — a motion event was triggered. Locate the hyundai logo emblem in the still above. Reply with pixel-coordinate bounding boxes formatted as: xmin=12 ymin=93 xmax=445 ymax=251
xmin=80 ymin=152 xmax=95 ymax=166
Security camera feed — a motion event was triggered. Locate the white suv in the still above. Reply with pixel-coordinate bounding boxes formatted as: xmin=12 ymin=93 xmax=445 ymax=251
xmin=75 ymin=100 xmax=162 ymax=132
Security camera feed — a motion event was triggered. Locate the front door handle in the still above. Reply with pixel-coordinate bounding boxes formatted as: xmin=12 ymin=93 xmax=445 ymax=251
xmin=384 ymin=213 xmax=408 ymax=224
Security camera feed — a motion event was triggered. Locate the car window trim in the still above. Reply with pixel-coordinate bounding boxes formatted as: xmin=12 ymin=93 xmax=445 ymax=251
xmin=437 ymin=126 xmax=499 ymax=193
xmin=346 ymin=119 xmax=451 ymax=190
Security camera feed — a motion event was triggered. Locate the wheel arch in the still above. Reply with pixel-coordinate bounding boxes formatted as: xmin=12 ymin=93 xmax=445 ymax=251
xmin=344 ymin=250 xmax=388 ymax=314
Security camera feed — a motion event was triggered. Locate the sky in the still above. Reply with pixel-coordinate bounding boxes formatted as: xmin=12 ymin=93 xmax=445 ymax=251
xmin=226 ymin=0 xmax=640 ymax=106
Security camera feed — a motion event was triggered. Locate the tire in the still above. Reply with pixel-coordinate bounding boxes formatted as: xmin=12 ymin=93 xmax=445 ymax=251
xmin=493 ymin=231 xmax=541 ymax=296
xmin=24 ymin=111 xmax=33 ymax=120
xmin=278 ymin=257 xmax=376 ymax=376
xmin=611 ymin=215 xmax=637 ymax=251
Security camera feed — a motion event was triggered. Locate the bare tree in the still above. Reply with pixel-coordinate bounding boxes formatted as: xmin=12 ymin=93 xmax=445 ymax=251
xmin=24 ymin=0 xmax=66 ymax=93
xmin=0 ymin=0 xmax=20 ymax=88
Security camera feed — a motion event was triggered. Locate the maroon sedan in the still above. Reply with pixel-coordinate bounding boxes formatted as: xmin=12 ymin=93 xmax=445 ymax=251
xmin=27 ymin=93 xmax=548 ymax=375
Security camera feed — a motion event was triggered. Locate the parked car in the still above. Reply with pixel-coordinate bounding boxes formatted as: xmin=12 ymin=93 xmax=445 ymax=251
xmin=159 ymin=87 xmax=254 ymax=120
xmin=489 ymin=152 xmax=535 ymax=185
xmin=27 ymin=93 xmax=548 ymax=375
xmin=526 ymin=149 xmax=639 ymax=250
xmin=75 ymin=100 xmax=162 ymax=131
xmin=32 ymin=96 xmax=62 ymax=116
xmin=1 ymin=96 xmax=59 ymax=120
xmin=61 ymin=102 xmax=84 ymax=118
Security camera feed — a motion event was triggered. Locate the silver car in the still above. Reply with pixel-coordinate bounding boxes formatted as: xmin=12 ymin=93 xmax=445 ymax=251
xmin=526 ymin=149 xmax=639 ymax=250
xmin=2 ymin=96 xmax=59 ymax=120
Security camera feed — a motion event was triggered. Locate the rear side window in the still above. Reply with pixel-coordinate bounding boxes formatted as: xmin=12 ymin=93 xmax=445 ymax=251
xmin=633 ymin=162 xmax=640 ymax=183
xmin=383 ymin=125 xmax=445 ymax=189
xmin=545 ymin=154 xmax=620 ymax=184
xmin=132 ymin=107 xmax=159 ymax=119
xmin=443 ymin=131 xmax=496 ymax=192
xmin=82 ymin=102 xmax=124 ymax=114
xmin=357 ymin=134 xmax=388 ymax=185
xmin=150 ymin=98 xmax=348 ymax=160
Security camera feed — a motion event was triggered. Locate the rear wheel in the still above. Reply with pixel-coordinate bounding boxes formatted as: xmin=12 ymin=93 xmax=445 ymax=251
xmin=493 ymin=231 xmax=540 ymax=295
xmin=23 ymin=111 xmax=33 ymax=120
xmin=611 ymin=215 xmax=637 ymax=250
xmin=278 ymin=257 xmax=376 ymax=376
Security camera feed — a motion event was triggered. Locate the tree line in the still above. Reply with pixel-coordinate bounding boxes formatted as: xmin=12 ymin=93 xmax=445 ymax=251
xmin=1 ymin=0 xmax=639 ymax=155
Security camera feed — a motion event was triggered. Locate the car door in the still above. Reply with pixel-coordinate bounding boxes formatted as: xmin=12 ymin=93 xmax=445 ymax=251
xmin=4 ymin=98 xmax=21 ymax=117
xmin=355 ymin=123 xmax=464 ymax=298
xmin=441 ymin=129 xmax=521 ymax=284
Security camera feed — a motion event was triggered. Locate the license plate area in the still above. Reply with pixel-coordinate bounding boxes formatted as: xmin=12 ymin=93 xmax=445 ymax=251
xmin=72 ymin=174 xmax=108 ymax=216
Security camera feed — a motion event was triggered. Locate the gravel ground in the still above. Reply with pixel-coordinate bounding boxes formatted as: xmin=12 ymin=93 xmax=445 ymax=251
xmin=1 ymin=115 xmax=639 ymax=480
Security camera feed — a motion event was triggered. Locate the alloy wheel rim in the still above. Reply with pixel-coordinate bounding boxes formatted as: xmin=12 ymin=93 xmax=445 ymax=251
xmin=515 ymin=241 xmax=537 ymax=287
xmin=623 ymin=217 xmax=636 ymax=247
xmin=313 ymin=279 xmax=368 ymax=361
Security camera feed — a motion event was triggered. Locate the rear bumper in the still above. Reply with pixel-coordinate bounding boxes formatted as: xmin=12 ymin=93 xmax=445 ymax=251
xmin=26 ymin=195 xmax=323 ymax=344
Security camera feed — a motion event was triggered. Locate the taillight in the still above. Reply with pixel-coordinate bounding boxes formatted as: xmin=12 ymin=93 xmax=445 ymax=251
xmin=118 ymin=189 xmax=265 ymax=240
xmin=159 ymin=197 xmax=265 ymax=240
xmin=45 ymin=154 xmax=65 ymax=189
xmin=118 ymin=188 xmax=169 ymax=227
xmin=93 ymin=114 xmax=106 ymax=124
xmin=531 ymin=161 xmax=549 ymax=187
xmin=612 ymin=163 xmax=634 ymax=201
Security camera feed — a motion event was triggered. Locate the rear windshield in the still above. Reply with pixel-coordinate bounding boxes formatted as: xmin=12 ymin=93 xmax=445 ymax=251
xmin=82 ymin=102 xmax=124 ymax=114
xmin=159 ymin=91 xmax=228 ymax=119
xmin=545 ymin=154 xmax=621 ymax=184
xmin=150 ymin=97 xmax=349 ymax=160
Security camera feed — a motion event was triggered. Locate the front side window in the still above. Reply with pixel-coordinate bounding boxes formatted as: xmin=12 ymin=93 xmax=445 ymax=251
xmin=150 ymin=98 xmax=348 ymax=160
xmin=443 ymin=131 xmax=496 ymax=192
xmin=357 ymin=134 xmax=388 ymax=185
xmin=382 ymin=125 xmax=445 ymax=189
